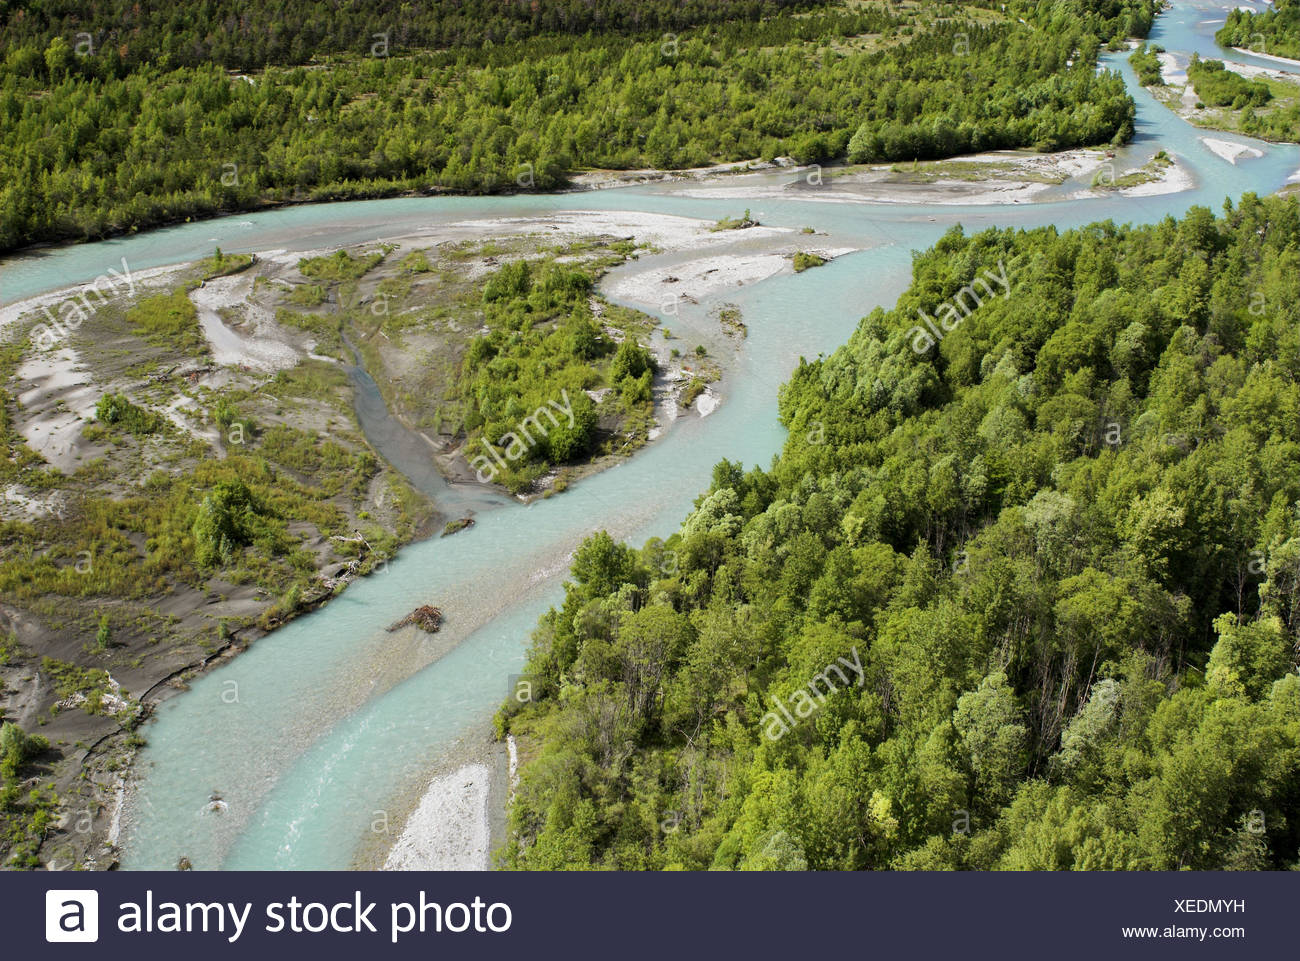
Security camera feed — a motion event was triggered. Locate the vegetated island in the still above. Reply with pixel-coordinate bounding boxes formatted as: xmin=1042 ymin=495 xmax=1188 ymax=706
xmin=0 ymin=209 xmax=744 ymax=869
xmin=1131 ymin=42 xmax=1300 ymax=143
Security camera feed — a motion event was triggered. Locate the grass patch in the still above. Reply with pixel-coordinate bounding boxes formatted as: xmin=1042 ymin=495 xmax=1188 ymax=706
xmin=299 ymin=249 xmax=387 ymax=282
xmin=127 ymin=289 xmax=206 ymax=355
xmin=711 ymin=209 xmax=759 ymax=231
xmin=274 ymin=308 xmax=344 ymax=358
xmin=793 ymin=251 xmax=827 ymax=272
xmin=41 ymin=658 xmax=114 ymax=715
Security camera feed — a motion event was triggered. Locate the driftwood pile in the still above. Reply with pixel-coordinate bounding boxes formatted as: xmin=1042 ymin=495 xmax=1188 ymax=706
xmin=387 ymin=605 xmax=442 ymax=633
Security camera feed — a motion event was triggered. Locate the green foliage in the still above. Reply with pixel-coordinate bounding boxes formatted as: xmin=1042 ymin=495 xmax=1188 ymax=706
xmin=1129 ymin=43 xmax=1164 ymax=86
xmin=1187 ymin=55 xmax=1271 ymax=109
xmin=212 ymin=398 xmax=255 ymax=440
xmin=298 ymin=249 xmax=385 ymax=282
xmin=191 ymin=479 xmax=267 ymax=568
xmin=94 ymin=393 xmax=164 ymax=435
xmin=0 ymin=453 xmax=357 ymax=604
xmin=711 ymin=210 xmax=758 ymax=232
xmin=1217 ymin=0 xmax=1300 ymax=61
xmin=610 ymin=339 xmax=655 ymax=384
xmin=0 ymin=720 xmax=54 ymax=867
xmin=0 ymin=722 xmax=46 ymax=781
xmin=200 ymin=248 xmax=252 ymax=279
xmin=127 ymin=289 xmax=205 ymax=354
xmin=456 ymin=256 xmax=651 ymax=489
xmin=501 ymin=195 xmax=1300 ymax=871
xmin=793 ymin=251 xmax=827 ymax=272
xmin=544 ymin=392 xmax=599 ymax=462
xmin=0 ymin=1 xmax=1156 ymax=252
xmin=0 ymin=1 xmax=824 ymax=71
xmin=483 ymin=260 xmax=532 ymax=303
xmin=41 ymin=657 xmax=115 ymax=715
xmin=256 ymin=424 xmax=375 ymax=498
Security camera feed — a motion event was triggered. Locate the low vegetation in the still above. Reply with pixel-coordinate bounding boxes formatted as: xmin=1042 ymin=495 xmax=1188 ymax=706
xmin=793 ymin=252 xmax=828 ymax=272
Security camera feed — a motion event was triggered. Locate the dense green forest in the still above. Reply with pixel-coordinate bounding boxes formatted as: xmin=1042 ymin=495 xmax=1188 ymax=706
xmin=1218 ymin=0 xmax=1300 ymax=61
xmin=0 ymin=0 xmax=1159 ymax=252
xmin=1187 ymin=53 xmax=1272 ymax=109
xmin=0 ymin=0 xmax=823 ymax=70
xmin=498 ymin=194 xmax=1300 ymax=870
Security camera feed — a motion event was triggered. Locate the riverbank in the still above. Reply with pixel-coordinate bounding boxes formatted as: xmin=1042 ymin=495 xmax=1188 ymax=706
xmin=0 ymin=204 xmax=829 ymax=869
xmin=1146 ymin=49 xmax=1300 ymax=143
xmin=355 ymin=726 xmax=513 ymax=871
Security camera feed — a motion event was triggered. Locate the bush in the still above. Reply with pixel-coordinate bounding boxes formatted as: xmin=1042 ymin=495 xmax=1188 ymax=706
xmin=793 ymin=251 xmax=827 ymax=272
xmin=95 ymin=393 xmax=163 ymax=435
xmin=483 ymin=260 xmax=532 ymax=303
xmin=0 ymin=722 xmax=47 ymax=781
xmin=610 ymin=339 xmax=655 ymax=383
xmin=544 ymin=393 xmax=599 ymax=462
xmin=192 ymin=479 xmax=264 ymax=568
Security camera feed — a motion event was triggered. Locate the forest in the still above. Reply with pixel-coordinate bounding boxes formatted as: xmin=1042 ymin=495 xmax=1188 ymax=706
xmin=1186 ymin=53 xmax=1272 ymax=109
xmin=498 ymin=194 xmax=1300 ymax=870
xmin=0 ymin=0 xmax=1158 ymax=252
xmin=0 ymin=0 xmax=825 ymax=70
xmin=1217 ymin=0 xmax=1300 ymax=61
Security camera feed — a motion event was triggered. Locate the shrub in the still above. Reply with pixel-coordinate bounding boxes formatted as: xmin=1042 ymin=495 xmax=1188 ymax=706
xmin=483 ymin=260 xmax=532 ymax=303
xmin=0 ymin=722 xmax=48 ymax=782
xmin=793 ymin=251 xmax=827 ymax=272
xmin=610 ymin=339 xmax=655 ymax=384
xmin=95 ymin=393 xmax=164 ymax=435
xmin=192 ymin=479 xmax=264 ymax=568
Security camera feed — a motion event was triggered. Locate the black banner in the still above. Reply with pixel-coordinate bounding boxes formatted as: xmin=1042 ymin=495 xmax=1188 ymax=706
xmin=7 ymin=871 xmax=1293 ymax=959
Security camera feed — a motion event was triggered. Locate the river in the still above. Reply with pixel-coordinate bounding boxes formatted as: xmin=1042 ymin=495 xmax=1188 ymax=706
xmin=1 ymin=1 xmax=1296 ymax=870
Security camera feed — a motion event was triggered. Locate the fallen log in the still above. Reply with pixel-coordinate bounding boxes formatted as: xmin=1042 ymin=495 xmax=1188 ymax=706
xmin=387 ymin=605 xmax=442 ymax=633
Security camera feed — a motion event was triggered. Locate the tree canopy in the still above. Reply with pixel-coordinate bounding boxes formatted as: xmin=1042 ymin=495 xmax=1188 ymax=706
xmin=0 ymin=0 xmax=1157 ymax=252
xmin=499 ymin=194 xmax=1300 ymax=871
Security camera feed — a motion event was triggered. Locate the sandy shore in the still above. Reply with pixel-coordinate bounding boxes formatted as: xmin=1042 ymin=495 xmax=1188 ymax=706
xmin=1221 ymin=59 xmax=1300 ymax=84
xmin=190 ymin=273 xmax=303 ymax=371
xmin=604 ymin=247 xmax=854 ymax=306
xmin=447 ymin=209 xmax=792 ymax=253
xmin=1122 ymin=158 xmax=1197 ymax=197
xmin=1158 ymin=51 xmax=1189 ymax=85
xmin=657 ymin=148 xmax=1112 ymax=207
xmin=0 ymin=263 xmax=178 ymax=333
xmin=1231 ymin=47 xmax=1300 ymax=71
xmin=383 ymin=763 xmax=493 ymax=871
xmin=1200 ymin=136 xmax=1265 ymax=164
